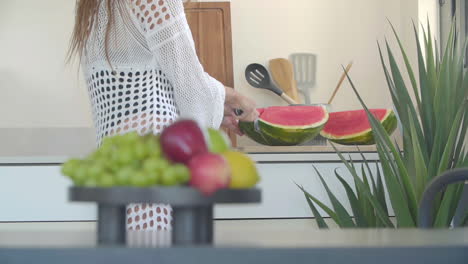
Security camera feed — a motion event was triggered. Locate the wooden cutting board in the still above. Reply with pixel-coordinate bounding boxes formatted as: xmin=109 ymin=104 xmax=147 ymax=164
xmin=269 ymin=58 xmax=300 ymax=103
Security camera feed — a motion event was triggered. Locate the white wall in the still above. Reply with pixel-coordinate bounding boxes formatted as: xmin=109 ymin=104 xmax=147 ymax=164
xmin=0 ymin=0 xmax=92 ymax=128
xmin=0 ymin=0 xmax=418 ymax=126
xmin=232 ymin=0 xmax=419 ymax=145
xmin=419 ymin=0 xmax=439 ymax=35
xmin=0 ymin=0 xmax=419 ymax=146
xmin=418 ymin=0 xmax=440 ymax=54
xmin=232 ymin=0 xmax=408 ymax=110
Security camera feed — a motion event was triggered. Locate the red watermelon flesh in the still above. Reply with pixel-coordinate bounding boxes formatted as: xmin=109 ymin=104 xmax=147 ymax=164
xmin=322 ymin=109 xmax=389 ymax=137
xmin=260 ymin=106 xmax=327 ymax=127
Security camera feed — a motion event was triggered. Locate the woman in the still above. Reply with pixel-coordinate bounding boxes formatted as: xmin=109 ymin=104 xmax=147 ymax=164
xmin=67 ymin=0 xmax=258 ymax=234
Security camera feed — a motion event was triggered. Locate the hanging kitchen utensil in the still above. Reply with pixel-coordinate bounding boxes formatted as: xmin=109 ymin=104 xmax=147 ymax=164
xmin=303 ymin=61 xmax=353 ymax=147
xmin=327 ymin=61 xmax=353 ymax=105
xmin=245 ymin=63 xmax=297 ymax=105
xmin=289 ymin=53 xmax=317 ymax=104
xmin=268 ymin=58 xmax=300 ymax=103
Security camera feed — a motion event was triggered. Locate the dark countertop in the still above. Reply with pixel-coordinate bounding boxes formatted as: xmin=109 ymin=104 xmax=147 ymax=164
xmin=0 ymin=226 xmax=467 ymax=264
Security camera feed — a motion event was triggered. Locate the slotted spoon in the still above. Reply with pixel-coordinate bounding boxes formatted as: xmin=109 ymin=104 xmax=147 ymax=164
xmin=268 ymin=58 xmax=300 ymax=102
xmin=245 ymin=63 xmax=297 ymax=105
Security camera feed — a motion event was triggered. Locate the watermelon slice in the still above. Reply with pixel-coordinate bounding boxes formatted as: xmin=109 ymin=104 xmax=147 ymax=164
xmin=320 ymin=109 xmax=398 ymax=145
xmin=239 ymin=105 xmax=329 ymax=146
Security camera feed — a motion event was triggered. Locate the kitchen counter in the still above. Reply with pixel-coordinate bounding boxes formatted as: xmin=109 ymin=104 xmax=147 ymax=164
xmin=0 ymin=151 xmax=379 ymax=165
xmin=0 ymin=222 xmax=467 ymax=264
xmin=0 ymin=127 xmax=383 ymax=222
xmin=0 ymin=127 xmax=381 ymax=165
xmin=1 ymin=221 xmax=467 ymax=248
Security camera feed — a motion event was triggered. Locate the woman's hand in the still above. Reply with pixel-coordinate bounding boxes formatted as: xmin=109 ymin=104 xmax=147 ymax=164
xmin=224 ymin=86 xmax=258 ymax=121
xmin=221 ymin=115 xmax=243 ymax=135
xmin=222 ymin=87 xmax=258 ymax=135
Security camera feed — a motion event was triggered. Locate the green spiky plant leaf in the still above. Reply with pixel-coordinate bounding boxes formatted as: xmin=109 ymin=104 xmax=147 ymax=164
xmin=298 ymin=20 xmax=467 ymax=228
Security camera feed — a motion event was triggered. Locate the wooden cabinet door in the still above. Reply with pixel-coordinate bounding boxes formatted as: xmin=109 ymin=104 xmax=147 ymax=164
xmin=184 ymin=2 xmax=236 ymax=145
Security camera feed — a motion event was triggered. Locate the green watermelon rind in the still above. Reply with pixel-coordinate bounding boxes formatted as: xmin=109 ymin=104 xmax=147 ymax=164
xmin=239 ymin=108 xmax=329 ymax=146
xmin=320 ymin=109 xmax=398 ymax=145
xmin=239 ymin=122 xmax=275 ymax=146
xmin=258 ymin=120 xmax=326 ymax=146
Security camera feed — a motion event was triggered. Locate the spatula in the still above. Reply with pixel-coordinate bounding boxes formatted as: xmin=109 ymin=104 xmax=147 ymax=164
xmin=289 ymin=53 xmax=317 ymax=104
xmin=268 ymin=58 xmax=300 ymax=103
xmin=245 ymin=63 xmax=297 ymax=105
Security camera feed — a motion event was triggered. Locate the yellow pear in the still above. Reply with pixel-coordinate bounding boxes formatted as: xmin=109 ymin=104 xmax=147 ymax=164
xmin=222 ymin=151 xmax=260 ymax=189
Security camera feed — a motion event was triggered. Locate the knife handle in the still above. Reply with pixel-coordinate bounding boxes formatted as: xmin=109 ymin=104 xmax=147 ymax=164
xmin=234 ymin=109 xmax=244 ymax=116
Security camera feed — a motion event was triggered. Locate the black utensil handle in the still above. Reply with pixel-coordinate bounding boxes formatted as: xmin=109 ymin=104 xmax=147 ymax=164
xmin=269 ymin=83 xmax=284 ymax=96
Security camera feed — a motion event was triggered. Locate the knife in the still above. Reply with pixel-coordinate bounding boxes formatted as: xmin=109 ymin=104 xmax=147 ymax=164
xmin=234 ymin=108 xmax=262 ymax=133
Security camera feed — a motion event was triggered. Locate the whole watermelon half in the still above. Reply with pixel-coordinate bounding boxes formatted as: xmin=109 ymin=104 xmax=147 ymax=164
xmin=239 ymin=105 xmax=329 ymax=146
xmin=320 ymin=108 xmax=398 ymax=145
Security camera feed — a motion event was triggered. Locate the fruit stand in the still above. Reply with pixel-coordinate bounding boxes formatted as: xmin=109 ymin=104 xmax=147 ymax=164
xmin=69 ymin=187 xmax=261 ymax=246
xmin=60 ymin=119 xmax=263 ymax=247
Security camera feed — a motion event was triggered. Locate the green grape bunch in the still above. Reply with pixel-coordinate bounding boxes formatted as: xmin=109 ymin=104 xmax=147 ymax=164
xmin=61 ymin=132 xmax=191 ymax=188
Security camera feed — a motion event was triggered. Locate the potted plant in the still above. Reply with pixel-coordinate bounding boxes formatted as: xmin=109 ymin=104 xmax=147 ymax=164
xmin=297 ymin=22 xmax=468 ymax=228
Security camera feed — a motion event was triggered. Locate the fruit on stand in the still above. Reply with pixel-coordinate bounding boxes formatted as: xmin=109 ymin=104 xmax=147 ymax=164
xmin=221 ymin=151 xmax=259 ymax=189
xmin=61 ymin=119 xmax=261 ymax=195
xmin=188 ymin=153 xmax=231 ymax=195
xmin=61 ymin=131 xmax=191 ymax=187
xmin=160 ymin=119 xmax=208 ymax=164
xmin=205 ymin=128 xmax=231 ymax=153
xmin=320 ymin=108 xmax=397 ymax=145
xmin=239 ymin=105 xmax=329 ymax=146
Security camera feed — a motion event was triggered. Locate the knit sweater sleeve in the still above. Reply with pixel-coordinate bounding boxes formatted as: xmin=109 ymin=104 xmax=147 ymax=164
xmin=128 ymin=0 xmax=225 ymax=129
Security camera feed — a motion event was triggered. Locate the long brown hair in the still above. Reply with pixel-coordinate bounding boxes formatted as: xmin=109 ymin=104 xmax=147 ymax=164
xmin=67 ymin=0 xmax=116 ymax=64
xmin=67 ymin=0 xmax=192 ymax=64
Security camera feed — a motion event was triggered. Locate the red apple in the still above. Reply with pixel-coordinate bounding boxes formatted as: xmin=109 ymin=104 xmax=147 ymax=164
xmin=188 ymin=153 xmax=231 ymax=195
xmin=160 ymin=119 xmax=208 ymax=164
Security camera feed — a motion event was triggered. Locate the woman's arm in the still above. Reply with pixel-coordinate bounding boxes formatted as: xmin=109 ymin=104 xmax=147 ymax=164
xmin=128 ymin=0 xmax=225 ymax=129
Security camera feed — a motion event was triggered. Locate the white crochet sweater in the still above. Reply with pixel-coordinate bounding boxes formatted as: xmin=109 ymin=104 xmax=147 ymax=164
xmin=81 ymin=0 xmax=226 ymax=234
xmin=83 ymin=0 xmax=225 ymax=145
